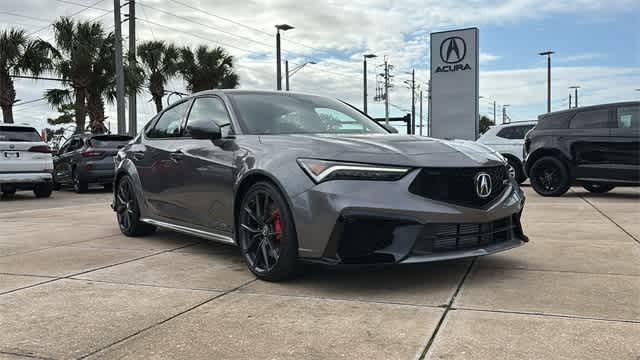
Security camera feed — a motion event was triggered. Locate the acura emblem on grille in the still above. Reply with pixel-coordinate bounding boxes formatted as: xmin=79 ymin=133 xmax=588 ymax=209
xmin=475 ymin=172 xmax=492 ymax=198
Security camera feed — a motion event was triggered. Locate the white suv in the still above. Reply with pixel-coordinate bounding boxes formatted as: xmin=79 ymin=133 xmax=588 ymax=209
xmin=0 ymin=124 xmax=54 ymax=198
xmin=477 ymin=121 xmax=537 ymax=184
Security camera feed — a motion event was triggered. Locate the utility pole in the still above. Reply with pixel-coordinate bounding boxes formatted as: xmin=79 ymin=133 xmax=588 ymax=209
xmin=502 ymin=104 xmax=510 ymax=124
xmin=419 ymin=90 xmax=423 ymax=136
xmin=113 ymin=0 xmax=126 ymax=135
xmin=493 ymin=101 xmax=496 ymax=124
xmin=427 ymin=80 xmax=431 ymax=136
xmin=285 ymin=60 xmax=289 ymax=91
xmin=570 ymin=86 xmax=580 ymax=108
xmin=384 ymin=60 xmax=390 ymax=127
xmin=127 ymin=0 xmax=136 ymax=136
xmin=410 ymin=69 xmax=415 ymax=135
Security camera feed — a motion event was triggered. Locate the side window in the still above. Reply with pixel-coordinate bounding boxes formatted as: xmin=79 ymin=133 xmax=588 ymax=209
xmin=569 ymin=109 xmax=610 ymax=129
xmin=616 ymin=106 xmax=639 ymax=129
xmin=496 ymin=127 xmax=515 ymax=139
xmin=67 ymin=138 xmax=83 ymax=152
xmin=147 ymin=101 xmax=190 ymax=138
xmin=184 ymin=97 xmax=231 ymax=136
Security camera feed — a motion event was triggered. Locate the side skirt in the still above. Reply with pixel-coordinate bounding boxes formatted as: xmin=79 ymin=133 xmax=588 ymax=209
xmin=141 ymin=218 xmax=237 ymax=246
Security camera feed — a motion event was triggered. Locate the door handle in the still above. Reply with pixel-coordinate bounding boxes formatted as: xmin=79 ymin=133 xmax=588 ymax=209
xmin=132 ymin=151 xmax=145 ymax=160
xmin=169 ymin=150 xmax=185 ymax=162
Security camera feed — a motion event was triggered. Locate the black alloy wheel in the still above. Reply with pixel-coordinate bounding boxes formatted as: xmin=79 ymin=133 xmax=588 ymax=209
xmin=238 ymin=182 xmax=298 ymax=281
xmin=115 ymin=176 xmax=156 ymax=236
xmin=530 ymin=156 xmax=571 ymax=197
xmin=583 ymin=183 xmax=615 ymax=194
xmin=73 ymin=170 xmax=88 ymax=193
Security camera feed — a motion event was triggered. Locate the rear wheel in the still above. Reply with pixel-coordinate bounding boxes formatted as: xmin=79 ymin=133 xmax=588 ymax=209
xmin=1 ymin=187 xmax=16 ymax=196
xmin=583 ymin=183 xmax=615 ymax=194
xmin=530 ymin=156 xmax=571 ymax=197
xmin=238 ymin=182 xmax=298 ymax=281
xmin=33 ymin=183 xmax=53 ymax=198
xmin=72 ymin=170 xmax=88 ymax=193
xmin=115 ymin=175 xmax=156 ymax=236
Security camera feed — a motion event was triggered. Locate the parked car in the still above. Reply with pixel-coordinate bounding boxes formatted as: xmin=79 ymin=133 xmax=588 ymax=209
xmin=477 ymin=120 xmax=537 ymax=184
xmin=0 ymin=124 xmax=54 ymax=198
xmin=112 ymin=90 xmax=528 ymax=281
xmin=524 ymin=101 xmax=639 ymax=196
xmin=53 ymin=134 xmax=132 ymax=193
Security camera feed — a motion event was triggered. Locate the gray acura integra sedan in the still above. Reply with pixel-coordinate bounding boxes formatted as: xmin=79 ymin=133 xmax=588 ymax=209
xmin=112 ymin=90 xmax=528 ymax=281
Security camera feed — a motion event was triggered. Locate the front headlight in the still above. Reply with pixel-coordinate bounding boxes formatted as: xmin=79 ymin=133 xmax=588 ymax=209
xmin=297 ymin=158 xmax=411 ymax=183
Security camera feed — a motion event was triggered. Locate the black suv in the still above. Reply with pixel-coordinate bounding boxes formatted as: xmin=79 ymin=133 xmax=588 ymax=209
xmin=524 ymin=101 xmax=639 ymax=196
xmin=53 ymin=134 xmax=132 ymax=193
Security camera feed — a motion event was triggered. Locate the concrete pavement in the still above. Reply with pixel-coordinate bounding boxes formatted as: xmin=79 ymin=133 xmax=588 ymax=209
xmin=0 ymin=186 xmax=638 ymax=359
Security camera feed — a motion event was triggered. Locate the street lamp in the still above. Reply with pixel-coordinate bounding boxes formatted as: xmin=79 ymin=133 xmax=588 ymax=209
xmin=275 ymin=24 xmax=294 ymax=91
xmin=569 ymin=86 xmax=580 ymax=108
xmin=362 ymin=53 xmax=377 ymax=114
xmin=285 ymin=61 xmax=316 ymax=91
xmin=539 ymin=51 xmax=554 ymax=113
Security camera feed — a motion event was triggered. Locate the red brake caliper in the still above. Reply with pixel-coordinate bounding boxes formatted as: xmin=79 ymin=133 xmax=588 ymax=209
xmin=271 ymin=209 xmax=282 ymax=241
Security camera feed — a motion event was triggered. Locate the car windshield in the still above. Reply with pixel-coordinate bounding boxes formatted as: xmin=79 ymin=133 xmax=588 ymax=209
xmin=89 ymin=135 xmax=132 ymax=148
xmin=227 ymin=93 xmax=388 ymax=135
xmin=0 ymin=126 xmax=42 ymax=142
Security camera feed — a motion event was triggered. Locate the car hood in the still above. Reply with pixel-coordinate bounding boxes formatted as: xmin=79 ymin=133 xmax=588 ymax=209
xmin=258 ymin=134 xmax=505 ymax=168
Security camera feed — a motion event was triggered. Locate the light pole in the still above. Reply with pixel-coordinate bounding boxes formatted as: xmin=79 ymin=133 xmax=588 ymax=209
xmin=286 ymin=61 xmax=316 ymax=91
xmin=275 ymin=24 xmax=294 ymax=91
xmin=502 ymin=104 xmax=510 ymax=124
xmin=569 ymin=86 xmax=580 ymax=108
xmin=363 ymin=54 xmax=377 ymax=114
xmin=539 ymin=51 xmax=554 ymax=113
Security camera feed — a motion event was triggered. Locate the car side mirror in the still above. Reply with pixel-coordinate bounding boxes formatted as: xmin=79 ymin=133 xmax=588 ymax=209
xmin=188 ymin=119 xmax=222 ymax=141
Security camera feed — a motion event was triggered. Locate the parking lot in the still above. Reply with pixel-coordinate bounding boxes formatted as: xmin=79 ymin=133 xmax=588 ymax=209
xmin=1 ymin=186 xmax=638 ymax=359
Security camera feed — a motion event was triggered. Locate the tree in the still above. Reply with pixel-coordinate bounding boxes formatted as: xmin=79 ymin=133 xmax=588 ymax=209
xmin=50 ymin=18 xmax=109 ymax=133
xmin=0 ymin=28 xmax=58 ymax=123
xmin=479 ymin=115 xmax=494 ymax=134
xmin=137 ymin=40 xmax=179 ymax=113
xmin=178 ymin=45 xmax=239 ymax=93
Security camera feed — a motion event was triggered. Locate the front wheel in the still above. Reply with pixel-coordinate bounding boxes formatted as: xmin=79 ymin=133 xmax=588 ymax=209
xmin=72 ymin=170 xmax=88 ymax=193
xmin=115 ymin=175 xmax=156 ymax=236
xmin=529 ymin=156 xmax=571 ymax=197
xmin=583 ymin=183 xmax=615 ymax=194
xmin=238 ymin=182 xmax=298 ymax=281
xmin=33 ymin=183 xmax=53 ymax=198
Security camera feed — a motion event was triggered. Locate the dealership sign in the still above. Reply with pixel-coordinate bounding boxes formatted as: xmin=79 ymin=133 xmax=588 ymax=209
xmin=430 ymin=28 xmax=479 ymax=140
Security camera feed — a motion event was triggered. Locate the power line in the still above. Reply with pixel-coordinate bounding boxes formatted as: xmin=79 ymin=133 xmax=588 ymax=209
xmin=14 ymin=97 xmax=47 ymax=107
xmin=0 ymin=11 xmax=51 ymax=23
xmin=29 ymin=0 xmax=110 ymax=36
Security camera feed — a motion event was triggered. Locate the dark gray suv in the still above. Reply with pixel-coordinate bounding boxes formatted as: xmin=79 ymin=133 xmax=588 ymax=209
xmin=53 ymin=134 xmax=132 ymax=193
xmin=112 ymin=90 xmax=528 ymax=281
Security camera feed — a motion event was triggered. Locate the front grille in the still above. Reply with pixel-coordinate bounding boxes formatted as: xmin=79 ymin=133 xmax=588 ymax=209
xmin=414 ymin=216 xmax=516 ymax=253
xmin=409 ymin=166 xmax=509 ymax=208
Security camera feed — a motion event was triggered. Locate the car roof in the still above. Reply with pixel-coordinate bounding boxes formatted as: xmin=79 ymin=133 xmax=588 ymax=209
xmin=0 ymin=123 xmax=37 ymax=129
xmin=189 ymin=89 xmax=328 ymax=98
xmin=542 ymin=101 xmax=639 ymax=118
xmin=493 ymin=120 xmax=537 ymax=128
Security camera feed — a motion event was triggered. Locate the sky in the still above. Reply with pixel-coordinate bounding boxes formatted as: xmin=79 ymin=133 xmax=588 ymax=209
xmin=2 ymin=0 xmax=639 ymax=135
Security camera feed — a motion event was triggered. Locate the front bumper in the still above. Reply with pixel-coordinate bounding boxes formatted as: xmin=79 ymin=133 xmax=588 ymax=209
xmin=0 ymin=172 xmax=53 ymax=184
xmin=290 ymin=169 xmax=527 ymax=264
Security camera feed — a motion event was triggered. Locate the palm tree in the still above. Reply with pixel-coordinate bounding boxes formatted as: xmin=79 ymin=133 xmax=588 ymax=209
xmin=0 ymin=28 xmax=57 ymax=123
xmin=137 ymin=40 xmax=179 ymax=113
xmin=178 ymin=45 xmax=239 ymax=93
xmin=51 ymin=17 xmax=108 ymax=133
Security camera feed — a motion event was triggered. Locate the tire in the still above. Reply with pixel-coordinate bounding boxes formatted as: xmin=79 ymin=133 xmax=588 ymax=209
xmin=72 ymin=169 xmax=88 ymax=193
xmin=115 ymin=175 xmax=156 ymax=236
xmin=1 ymin=188 xmax=16 ymax=196
xmin=529 ymin=156 xmax=571 ymax=197
xmin=507 ymin=158 xmax=527 ymax=184
xmin=237 ymin=181 xmax=298 ymax=281
xmin=583 ymin=183 xmax=615 ymax=194
xmin=52 ymin=181 xmax=61 ymax=191
xmin=33 ymin=183 xmax=53 ymax=198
